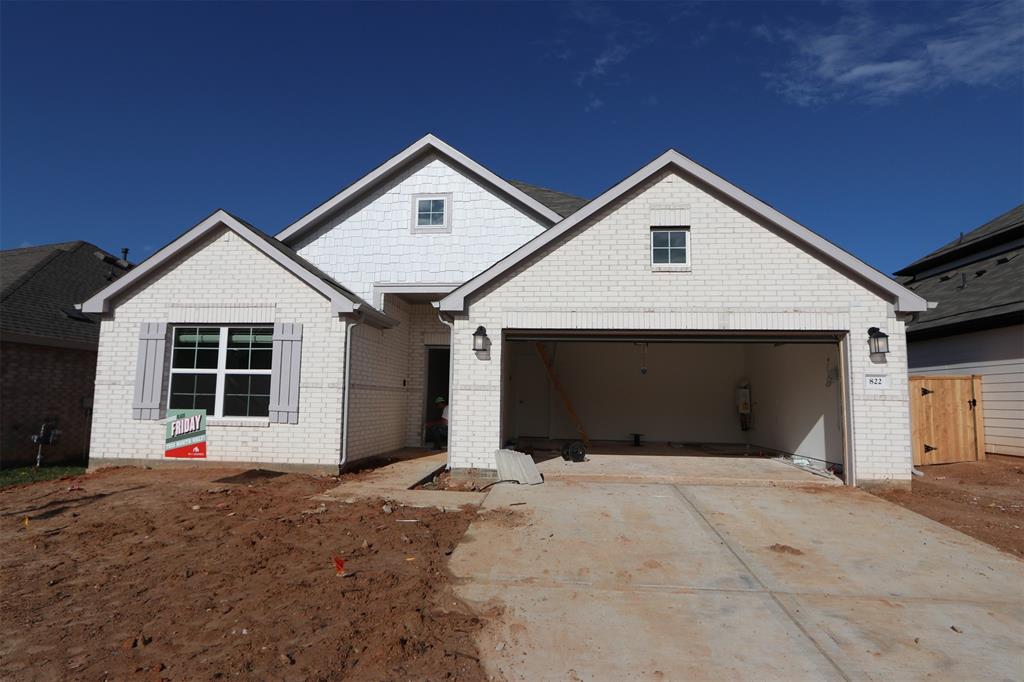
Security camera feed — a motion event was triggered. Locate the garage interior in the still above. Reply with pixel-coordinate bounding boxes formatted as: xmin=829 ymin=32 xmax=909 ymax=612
xmin=501 ymin=332 xmax=847 ymax=480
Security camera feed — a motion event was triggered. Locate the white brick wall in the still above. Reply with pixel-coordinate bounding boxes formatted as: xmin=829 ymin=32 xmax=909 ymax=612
xmin=346 ymin=297 xmax=451 ymax=462
xmin=448 ymin=170 xmax=912 ymax=484
xmin=293 ymin=154 xmax=546 ymax=302
xmin=90 ymin=228 xmax=348 ymax=469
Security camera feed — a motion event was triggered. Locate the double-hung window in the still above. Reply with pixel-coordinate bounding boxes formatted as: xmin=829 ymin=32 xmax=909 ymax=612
xmin=168 ymin=326 xmax=273 ymax=418
xmin=651 ymin=227 xmax=689 ymax=266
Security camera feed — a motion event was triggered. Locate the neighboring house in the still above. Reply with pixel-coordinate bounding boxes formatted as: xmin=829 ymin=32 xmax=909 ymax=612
xmin=82 ymin=134 xmax=928 ymax=487
xmin=895 ymin=205 xmax=1024 ymax=457
xmin=1 ymin=241 xmax=131 ymax=466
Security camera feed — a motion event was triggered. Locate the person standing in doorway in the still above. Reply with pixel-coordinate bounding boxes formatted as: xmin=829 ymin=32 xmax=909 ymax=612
xmin=426 ymin=396 xmax=448 ymax=450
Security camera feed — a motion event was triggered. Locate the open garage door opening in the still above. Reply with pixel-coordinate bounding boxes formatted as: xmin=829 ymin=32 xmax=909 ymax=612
xmin=501 ymin=331 xmax=849 ymax=483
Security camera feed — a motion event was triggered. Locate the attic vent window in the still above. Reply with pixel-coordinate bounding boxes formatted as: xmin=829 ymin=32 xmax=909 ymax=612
xmin=411 ymin=194 xmax=452 ymax=233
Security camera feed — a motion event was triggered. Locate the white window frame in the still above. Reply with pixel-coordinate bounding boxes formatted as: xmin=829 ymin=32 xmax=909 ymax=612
xmin=411 ymin=193 xmax=452 ymax=233
xmin=650 ymin=227 xmax=690 ymax=269
xmin=167 ymin=325 xmax=273 ymax=419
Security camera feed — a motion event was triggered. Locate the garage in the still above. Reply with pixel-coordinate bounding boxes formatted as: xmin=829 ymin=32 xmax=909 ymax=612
xmin=500 ymin=331 xmax=848 ymax=480
xmin=439 ymin=149 xmax=928 ymax=487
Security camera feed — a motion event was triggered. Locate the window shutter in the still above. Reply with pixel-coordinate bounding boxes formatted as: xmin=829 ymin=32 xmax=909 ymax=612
xmin=132 ymin=322 xmax=167 ymax=420
xmin=269 ymin=322 xmax=302 ymax=424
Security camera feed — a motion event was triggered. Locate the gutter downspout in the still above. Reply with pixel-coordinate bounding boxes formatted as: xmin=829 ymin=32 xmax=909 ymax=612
xmin=340 ymin=312 xmax=364 ymax=471
xmin=436 ymin=307 xmax=455 ymax=471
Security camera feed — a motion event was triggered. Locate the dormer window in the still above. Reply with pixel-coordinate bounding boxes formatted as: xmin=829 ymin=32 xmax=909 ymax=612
xmin=412 ymin=194 xmax=452 ymax=233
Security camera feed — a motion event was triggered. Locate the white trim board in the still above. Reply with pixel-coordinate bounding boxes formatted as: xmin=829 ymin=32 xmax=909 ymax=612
xmin=276 ymin=134 xmax=563 ymax=243
xmin=372 ymin=282 xmax=460 ymax=308
xmin=439 ymin=150 xmax=929 ymax=313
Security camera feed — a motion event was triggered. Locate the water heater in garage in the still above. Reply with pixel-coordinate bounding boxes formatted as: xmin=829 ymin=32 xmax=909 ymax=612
xmin=736 ymin=384 xmax=752 ymax=431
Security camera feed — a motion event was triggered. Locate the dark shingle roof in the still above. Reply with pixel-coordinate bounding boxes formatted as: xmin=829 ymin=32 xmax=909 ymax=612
xmin=508 ymin=180 xmax=589 ymax=219
xmin=902 ymin=247 xmax=1024 ymax=334
xmin=1 ymin=242 xmax=130 ymax=347
xmin=896 ymin=203 xmax=1024 ymax=276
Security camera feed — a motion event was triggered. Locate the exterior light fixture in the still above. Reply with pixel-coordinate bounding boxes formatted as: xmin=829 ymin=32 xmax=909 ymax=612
xmin=472 ymin=326 xmax=489 ymax=352
xmin=867 ymin=327 xmax=890 ymax=355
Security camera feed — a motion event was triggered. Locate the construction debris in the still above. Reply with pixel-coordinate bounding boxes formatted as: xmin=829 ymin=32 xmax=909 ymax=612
xmin=495 ymin=449 xmax=543 ymax=485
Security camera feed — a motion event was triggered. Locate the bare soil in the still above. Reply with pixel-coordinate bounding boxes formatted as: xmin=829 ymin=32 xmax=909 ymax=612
xmin=416 ymin=470 xmax=485 ymax=492
xmin=873 ymin=455 xmax=1024 ymax=558
xmin=0 ymin=466 xmax=489 ymax=681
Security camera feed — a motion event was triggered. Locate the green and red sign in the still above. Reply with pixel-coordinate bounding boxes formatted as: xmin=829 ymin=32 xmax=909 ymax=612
xmin=165 ymin=409 xmax=207 ymax=459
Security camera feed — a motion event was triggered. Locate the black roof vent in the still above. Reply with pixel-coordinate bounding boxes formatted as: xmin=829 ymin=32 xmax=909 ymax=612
xmin=975 ymin=269 xmax=987 ymax=278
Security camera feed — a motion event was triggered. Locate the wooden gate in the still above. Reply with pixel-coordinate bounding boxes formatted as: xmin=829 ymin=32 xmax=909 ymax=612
xmin=909 ymin=375 xmax=986 ymax=466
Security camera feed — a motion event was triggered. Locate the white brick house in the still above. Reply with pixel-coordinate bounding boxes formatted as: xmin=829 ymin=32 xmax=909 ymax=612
xmin=83 ymin=135 xmax=928 ymax=486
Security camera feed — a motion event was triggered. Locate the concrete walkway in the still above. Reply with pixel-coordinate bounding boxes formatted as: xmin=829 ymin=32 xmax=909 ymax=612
xmin=450 ymin=480 xmax=1024 ymax=681
xmin=316 ymin=449 xmax=485 ymax=509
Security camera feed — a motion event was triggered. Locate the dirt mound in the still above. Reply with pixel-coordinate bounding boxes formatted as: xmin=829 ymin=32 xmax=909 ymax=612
xmin=0 ymin=466 xmax=488 ymax=680
xmin=768 ymin=543 xmax=804 ymax=555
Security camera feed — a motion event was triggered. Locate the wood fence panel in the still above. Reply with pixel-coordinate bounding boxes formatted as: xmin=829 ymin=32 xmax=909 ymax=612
xmin=910 ymin=375 xmax=983 ymax=466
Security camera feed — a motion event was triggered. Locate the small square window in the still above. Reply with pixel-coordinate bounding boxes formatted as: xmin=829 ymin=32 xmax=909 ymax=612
xmin=417 ymin=198 xmax=445 ymax=226
xmin=651 ymin=228 xmax=689 ymax=267
xmin=411 ymin=194 xmax=451 ymax=232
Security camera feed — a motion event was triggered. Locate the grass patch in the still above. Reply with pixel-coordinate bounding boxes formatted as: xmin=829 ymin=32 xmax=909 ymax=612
xmin=0 ymin=466 xmax=86 ymax=489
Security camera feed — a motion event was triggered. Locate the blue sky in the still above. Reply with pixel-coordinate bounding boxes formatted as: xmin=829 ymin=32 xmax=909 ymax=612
xmin=2 ymin=1 xmax=1021 ymax=275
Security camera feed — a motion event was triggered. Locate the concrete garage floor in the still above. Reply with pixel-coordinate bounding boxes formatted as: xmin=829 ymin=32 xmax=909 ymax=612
xmin=450 ymin=480 xmax=1024 ymax=681
xmin=535 ymin=448 xmax=841 ymax=487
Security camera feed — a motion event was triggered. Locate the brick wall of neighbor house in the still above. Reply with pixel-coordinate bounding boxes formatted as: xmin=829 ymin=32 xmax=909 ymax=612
xmin=293 ymin=154 xmax=546 ymax=302
xmin=448 ymin=170 xmax=912 ymax=485
xmin=0 ymin=342 xmax=97 ymax=466
xmin=90 ymin=228 xmax=348 ymax=471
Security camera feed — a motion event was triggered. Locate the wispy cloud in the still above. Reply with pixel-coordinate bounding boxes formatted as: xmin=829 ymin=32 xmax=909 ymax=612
xmin=584 ymin=95 xmax=605 ymax=112
xmin=576 ymin=42 xmax=632 ymax=85
xmin=760 ymin=1 xmax=1024 ymax=106
xmin=569 ymin=1 xmax=656 ymax=96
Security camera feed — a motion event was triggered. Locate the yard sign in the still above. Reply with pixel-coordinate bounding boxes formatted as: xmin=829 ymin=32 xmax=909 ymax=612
xmin=165 ymin=409 xmax=207 ymax=459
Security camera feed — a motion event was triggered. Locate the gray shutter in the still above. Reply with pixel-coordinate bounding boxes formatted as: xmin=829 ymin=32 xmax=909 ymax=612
xmin=132 ymin=322 xmax=167 ymax=420
xmin=269 ymin=322 xmax=302 ymax=424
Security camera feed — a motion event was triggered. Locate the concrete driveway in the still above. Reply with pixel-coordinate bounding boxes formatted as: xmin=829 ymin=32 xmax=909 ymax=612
xmin=449 ymin=479 xmax=1024 ymax=681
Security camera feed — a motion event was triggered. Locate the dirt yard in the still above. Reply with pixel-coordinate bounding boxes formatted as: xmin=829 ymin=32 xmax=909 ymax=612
xmin=0 ymin=467 xmax=489 ymax=681
xmin=873 ymin=455 xmax=1024 ymax=557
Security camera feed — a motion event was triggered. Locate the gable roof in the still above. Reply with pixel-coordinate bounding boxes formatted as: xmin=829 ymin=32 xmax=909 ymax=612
xmin=1 ymin=241 xmax=131 ymax=348
xmin=81 ymin=210 xmax=395 ymax=328
xmin=440 ymin=149 xmax=929 ymax=313
xmin=276 ymin=134 xmax=565 ymax=244
xmin=508 ymin=180 xmax=589 ymax=218
xmin=895 ymin=203 xmax=1024 ymax=277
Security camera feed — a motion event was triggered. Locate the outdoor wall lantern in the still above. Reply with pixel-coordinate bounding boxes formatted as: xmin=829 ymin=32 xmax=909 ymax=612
xmin=867 ymin=327 xmax=890 ymax=355
xmin=472 ymin=326 xmax=489 ymax=352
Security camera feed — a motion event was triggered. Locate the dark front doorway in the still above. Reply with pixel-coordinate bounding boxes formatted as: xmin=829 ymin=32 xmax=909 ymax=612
xmin=424 ymin=346 xmax=450 ymax=443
